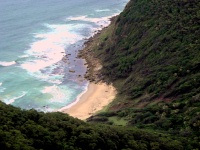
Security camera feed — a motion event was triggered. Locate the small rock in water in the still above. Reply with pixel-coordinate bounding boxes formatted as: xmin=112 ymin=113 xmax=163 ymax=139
xmin=69 ymin=70 xmax=75 ymax=73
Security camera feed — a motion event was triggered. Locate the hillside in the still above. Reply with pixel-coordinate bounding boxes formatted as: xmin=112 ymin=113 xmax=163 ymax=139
xmin=0 ymin=0 xmax=199 ymax=149
xmin=0 ymin=101 xmax=184 ymax=149
xmin=82 ymin=0 xmax=200 ymax=147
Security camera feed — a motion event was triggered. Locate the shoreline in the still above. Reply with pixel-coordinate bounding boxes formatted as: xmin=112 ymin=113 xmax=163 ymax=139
xmin=59 ymin=16 xmax=117 ymax=120
xmin=60 ymin=82 xmax=116 ymax=120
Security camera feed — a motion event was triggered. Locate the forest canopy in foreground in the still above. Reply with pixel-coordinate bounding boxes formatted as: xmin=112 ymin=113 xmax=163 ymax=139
xmin=0 ymin=101 xmax=185 ymax=150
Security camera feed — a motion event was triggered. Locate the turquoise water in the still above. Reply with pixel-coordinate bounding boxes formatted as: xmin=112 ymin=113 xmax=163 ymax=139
xmin=0 ymin=0 xmax=128 ymax=112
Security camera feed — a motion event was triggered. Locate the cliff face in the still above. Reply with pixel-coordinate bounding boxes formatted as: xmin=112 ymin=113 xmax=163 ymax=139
xmin=87 ymin=0 xmax=200 ymax=143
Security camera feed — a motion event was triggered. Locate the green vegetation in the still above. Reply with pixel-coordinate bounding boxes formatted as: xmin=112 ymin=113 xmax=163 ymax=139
xmin=0 ymin=0 xmax=199 ymax=149
xmin=0 ymin=102 xmax=186 ymax=149
xmin=86 ymin=0 xmax=200 ymax=148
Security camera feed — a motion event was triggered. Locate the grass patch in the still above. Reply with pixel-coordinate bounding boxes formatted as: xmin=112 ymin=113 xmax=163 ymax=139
xmin=109 ymin=116 xmax=128 ymax=126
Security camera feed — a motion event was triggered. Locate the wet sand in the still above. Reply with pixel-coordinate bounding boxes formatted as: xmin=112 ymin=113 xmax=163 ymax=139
xmin=60 ymin=82 xmax=116 ymax=120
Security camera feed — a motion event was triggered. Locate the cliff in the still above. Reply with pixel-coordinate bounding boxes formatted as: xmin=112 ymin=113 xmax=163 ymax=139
xmin=84 ymin=0 xmax=200 ymax=147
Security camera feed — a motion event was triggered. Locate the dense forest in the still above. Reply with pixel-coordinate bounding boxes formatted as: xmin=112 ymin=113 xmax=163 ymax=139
xmin=0 ymin=0 xmax=199 ymax=149
xmin=0 ymin=102 xmax=185 ymax=150
xmin=84 ymin=0 xmax=200 ymax=148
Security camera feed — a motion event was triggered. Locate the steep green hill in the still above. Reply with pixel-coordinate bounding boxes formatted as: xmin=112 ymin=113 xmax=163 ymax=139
xmin=84 ymin=0 xmax=200 ymax=147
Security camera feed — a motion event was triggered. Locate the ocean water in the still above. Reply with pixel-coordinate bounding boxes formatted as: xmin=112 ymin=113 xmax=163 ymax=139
xmin=0 ymin=0 xmax=128 ymax=112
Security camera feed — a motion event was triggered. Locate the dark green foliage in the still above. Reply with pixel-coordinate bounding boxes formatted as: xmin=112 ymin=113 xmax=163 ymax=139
xmin=97 ymin=0 xmax=200 ymax=100
xmin=0 ymin=102 xmax=186 ymax=150
xmin=87 ymin=0 xmax=200 ymax=148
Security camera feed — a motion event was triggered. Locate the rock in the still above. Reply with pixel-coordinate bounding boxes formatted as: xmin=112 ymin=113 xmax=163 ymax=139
xmin=69 ymin=70 xmax=75 ymax=73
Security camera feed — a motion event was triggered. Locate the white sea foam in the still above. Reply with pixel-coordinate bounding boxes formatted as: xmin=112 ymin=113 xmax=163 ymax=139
xmin=4 ymin=92 xmax=26 ymax=104
xmin=68 ymin=13 xmax=118 ymax=23
xmin=67 ymin=15 xmax=110 ymax=25
xmin=0 ymin=61 xmax=16 ymax=67
xmin=18 ymin=54 xmax=29 ymax=58
xmin=58 ymin=82 xmax=89 ymax=111
xmin=30 ymin=70 xmax=64 ymax=84
xmin=21 ymin=45 xmax=64 ymax=72
xmin=21 ymin=24 xmax=83 ymax=73
xmin=67 ymin=13 xmax=118 ymax=34
xmin=0 ymin=83 xmax=5 ymax=93
xmin=95 ymin=9 xmax=110 ymax=12
xmin=42 ymin=85 xmax=67 ymax=103
xmin=0 ymin=88 xmax=5 ymax=93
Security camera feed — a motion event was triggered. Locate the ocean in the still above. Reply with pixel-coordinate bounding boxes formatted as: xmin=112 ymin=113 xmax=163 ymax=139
xmin=0 ymin=0 xmax=128 ymax=112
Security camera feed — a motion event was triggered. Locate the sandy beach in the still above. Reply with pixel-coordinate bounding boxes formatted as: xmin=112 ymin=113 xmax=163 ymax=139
xmin=59 ymin=16 xmax=117 ymax=120
xmin=60 ymin=82 xmax=116 ymax=120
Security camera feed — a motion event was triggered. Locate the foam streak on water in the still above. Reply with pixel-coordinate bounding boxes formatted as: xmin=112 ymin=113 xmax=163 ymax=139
xmin=67 ymin=13 xmax=118 ymax=30
xmin=4 ymin=92 xmax=27 ymax=105
xmin=0 ymin=61 xmax=16 ymax=67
